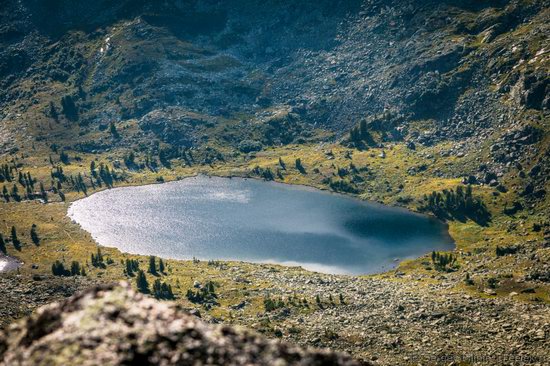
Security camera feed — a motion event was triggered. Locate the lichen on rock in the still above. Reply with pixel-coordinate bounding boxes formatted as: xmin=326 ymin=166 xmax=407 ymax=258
xmin=0 ymin=283 xmax=362 ymax=366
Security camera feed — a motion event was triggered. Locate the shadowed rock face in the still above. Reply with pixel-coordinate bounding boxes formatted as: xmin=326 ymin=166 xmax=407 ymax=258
xmin=0 ymin=283 xmax=363 ymax=366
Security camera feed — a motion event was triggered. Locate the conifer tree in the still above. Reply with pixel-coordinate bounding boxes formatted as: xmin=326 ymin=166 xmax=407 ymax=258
xmin=49 ymin=101 xmax=58 ymax=121
xmin=0 ymin=234 xmax=6 ymax=254
xmin=110 ymin=122 xmax=120 ymax=139
xmin=61 ymin=95 xmax=78 ymax=121
xmin=295 ymin=158 xmax=306 ymax=173
xmin=148 ymin=255 xmax=158 ymax=275
xmin=30 ymin=224 xmax=40 ymax=246
xmin=39 ymin=182 xmax=48 ymax=202
xmin=136 ymin=270 xmax=149 ymax=293
xmin=2 ymin=185 xmax=9 ymax=202
xmin=159 ymin=258 xmax=165 ymax=274
xmin=11 ymin=184 xmax=20 ymax=201
xmin=60 ymin=151 xmax=70 ymax=165
xmin=359 ymin=119 xmax=368 ymax=139
xmin=316 ymin=294 xmax=322 ymax=308
xmin=11 ymin=226 xmax=21 ymax=251
xmin=70 ymin=261 xmax=81 ymax=276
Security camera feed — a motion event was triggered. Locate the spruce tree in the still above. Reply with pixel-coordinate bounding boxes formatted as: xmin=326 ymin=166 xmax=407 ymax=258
xmin=159 ymin=258 xmax=165 ymax=274
xmin=30 ymin=224 xmax=40 ymax=246
xmin=295 ymin=158 xmax=306 ymax=173
xmin=136 ymin=270 xmax=149 ymax=293
xmin=11 ymin=184 xmax=20 ymax=201
xmin=70 ymin=261 xmax=81 ymax=276
xmin=0 ymin=234 xmax=6 ymax=254
xmin=126 ymin=259 xmax=134 ymax=277
xmin=61 ymin=95 xmax=78 ymax=121
xmin=60 ymin=151 xmax=70 ymax=165
xmin=359 ymin=119 xmax=368 ymax=139
xmin=49 ymin=101 xmax=58 ymax=121
xmin=39 ymin=182 xmax=48 ymax=202
xmin=2 ymin=185 xmax=9 ymax=202
xmin=110 ymin=122 xmax=120 ymax=139
xmin=148 ymin=256 xmax=157 ymax=275
xmin=11 ymin=226 xmax=21 ymax=251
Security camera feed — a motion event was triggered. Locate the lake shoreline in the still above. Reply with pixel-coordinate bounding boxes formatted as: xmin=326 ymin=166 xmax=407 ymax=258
xmin=68 ymin=174 xmax=455 ymax=275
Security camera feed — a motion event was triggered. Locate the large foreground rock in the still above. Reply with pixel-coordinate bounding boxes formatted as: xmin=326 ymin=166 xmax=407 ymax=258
xmin=0 ymin=283 xmax=361 ymax=366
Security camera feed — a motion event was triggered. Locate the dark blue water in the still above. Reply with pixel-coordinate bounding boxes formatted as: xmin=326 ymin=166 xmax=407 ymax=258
xmin=68 ymin=176 xmax=454 ymax=274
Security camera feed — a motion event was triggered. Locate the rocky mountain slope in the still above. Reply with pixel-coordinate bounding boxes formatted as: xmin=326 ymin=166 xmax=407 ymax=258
xmin=1 ymin=1 xmax=548 ymax=152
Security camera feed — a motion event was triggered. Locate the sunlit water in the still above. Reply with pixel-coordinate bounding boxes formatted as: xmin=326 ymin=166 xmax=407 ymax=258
xmin=68 ymin=176 xmax=454 ymax=274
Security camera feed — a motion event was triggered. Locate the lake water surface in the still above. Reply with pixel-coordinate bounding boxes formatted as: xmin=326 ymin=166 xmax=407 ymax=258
xmin=68 ymin=176 xmax=454 ymax=274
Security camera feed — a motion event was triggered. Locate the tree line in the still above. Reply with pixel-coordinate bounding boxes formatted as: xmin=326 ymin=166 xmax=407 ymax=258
xmin=421 ymin=185 xmax=491 ymax=225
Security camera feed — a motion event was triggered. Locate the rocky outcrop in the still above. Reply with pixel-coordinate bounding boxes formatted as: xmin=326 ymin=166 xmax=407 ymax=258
xmin=0 ymin=283 xmax=361 ymax=366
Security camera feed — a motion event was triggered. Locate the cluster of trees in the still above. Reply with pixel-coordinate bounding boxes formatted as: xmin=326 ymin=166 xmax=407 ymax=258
xmin=328 ymin=177 xmax=358 ymax=194
xmin=186 ymin=281 xmax=218 ymax=305
xmin=1 ymin=169 xmax=48 ymax=202
xmin=124 ymin=258 xmax=140 ymax=276
xmin=0 ymin=163 xmax=14 ymax=182
xmin=60 ymin=151 xmax=70 ymax=165
xmin=91 ymin=248 xmax=106 ymax=268
xmin=316 ymin=293 xmax=345 ymax=309
xmin=122 ymin=147 xmax=188 ymax=173
xmin=18 ymin=171 xmax=35 ymax=189
xmin=148 ymin=256 xmax=165 ymax=275
xmin=422 ymin=185 xmax=491 ymax=225
xmin=51 ymin=260 xmax=86 ymax=276
xmin=431 ymin=251 xmax=458 ymax=272
xmin=0 ymin=225 xmax=40 ymax=253
xmin=135 ymin=270 xmax=174 ymax=299
xmin=2 ymin=183 xmax=47 ymax=202
xmin=464 ymin=273 xmax=474 ymax=286
xmin=61 ymin=95 xmax=78 ymax=122
xmin=251 ymin=166 xmax=275 ymax=181
xmin=264 ymin=296 xmax=286 ymax=312
xmin=263 ymin=293 xmax=345 ymax=312
xmin=2 ymin=184 xmax=20 ymax=202
xmin=71 ymin=173 xmax=87 ymax=195
xmin=496 ymin=245 xmax=520 ymax=257
xmin=348 ymin=119 xmax=374 ymax=147
xmin=90 ymin=161 xmax=118 ymax=188
xmin=152 ymin=279 xmax=174 ymax=300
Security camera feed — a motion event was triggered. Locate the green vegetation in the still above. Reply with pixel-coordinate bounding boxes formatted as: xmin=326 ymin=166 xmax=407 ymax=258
xmin=0 ymin=234 xmax=6 ymax=254
xmin=431 ymin=251 xmax=459 ymax=272
xmin=148 ymin=255 xmax=158 ymax=275
xmin=30 ymin=224 xmax=40 ymax=246
xmin=422 ymin=185 xmax=491 ymax=225
xmin=186 ymin=281 xmax=218 ymax=305
xmin=51 ymin=260 xmax=85 ymax=276
xmin=11 ymin=226 xmax=21 ymax=251
xmin=136 ymin=270 xmax=149 ymax=293
xmin=124 ymin=259 xmax=140 ymax=277
xmin=152 ymin=279 xmax=174 ymax=300
xmin=91 ymin=248 xmax=106 ymax=268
